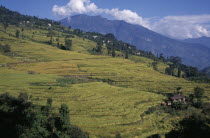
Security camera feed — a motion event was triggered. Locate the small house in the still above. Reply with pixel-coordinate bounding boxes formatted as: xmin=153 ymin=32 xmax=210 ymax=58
xmin=162 ymin=94 xmax=186 ymax=106
xmin=170 ymin=95 xmax=186 ymax=103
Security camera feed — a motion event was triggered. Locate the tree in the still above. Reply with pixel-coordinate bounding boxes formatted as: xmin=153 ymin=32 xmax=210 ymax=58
xmin=18 ymin=92 xmax=28 ymax=103
xmin=47 ymin=29 xmax=56 ymax=44
xmin=116 ymin=133 xmax=122 ymax=138
xmin=165 ymin=67 xmax=173 ymax=75
xmin=101 ymin=46 xmax=108 ymax=55
xmin=178 ymin=68 xmax=181 ymax=78
xmin=3 ymin=22 xmax=8 ymax=32
xmin=0 ymin=92 xmax=88 ymax=138
xmin=185 ymin=66 xmax=199 ymax=77
xmin=96 ymin=41 xmax=102 ymax=53
xmin=176 ymin=87 xmax=182 ymax=94
xmin=32 ymin=32 xmax=35 ymax=39
xmin=56 ymin=36 xmax=60 ymax=46
xmin=42 ymin=98 xmax=53 ymax=117
xmin=166 ymin=114 xmax=210 ymax=138
xmin=59 ymin=104 xmax=70 ymax=131
xmin=194 ymin=87 xmax=205 ymax=107
xmin=169 ymin=56 xmax=182 ymax=65
xmin=105 ymin=33 xmax=115 ymax=40
xmin=65 ymin=38 xmax=72 ymax=50
xmin=21 ymin=28 xmax=24 ymax=39
xmin=15 ymin=30 xmax=20 ymax=38
xmin=0 ymin=44 xmax=11 ymax=53
xmin=152 ymin=60 xmax=158 ymax=71
xmin=112 ymin=48 xmax=116 ymax=57
xmin=188 ymin=94 xmax=194 ymax=104
xmin=159 ymin=53 xmax=165 ymax=62
xmin=125 ymin=51 xmax=129 ymax=59
xmin=171 ymin=101 xmax=188 ymax=110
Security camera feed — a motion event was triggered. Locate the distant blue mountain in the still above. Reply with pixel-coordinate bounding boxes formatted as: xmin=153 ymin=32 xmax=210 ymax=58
xmin=60 ymin=14 xmax=210 ymax=69
xmin=183 ymin=36 xmax=210 ymax=48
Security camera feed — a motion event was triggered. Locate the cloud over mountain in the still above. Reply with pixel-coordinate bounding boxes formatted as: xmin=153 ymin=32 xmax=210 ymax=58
xmin=151 ymin=15 xmax=210 ymax=39
xmin=52 ymin=0 xmax=210 ymax=39
xmin=52 ymin=0 xmax=149 ymax=28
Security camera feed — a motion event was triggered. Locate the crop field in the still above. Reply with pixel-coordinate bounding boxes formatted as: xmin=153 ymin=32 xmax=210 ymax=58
xmin=0 ymin=26 xmax=210 ymax=137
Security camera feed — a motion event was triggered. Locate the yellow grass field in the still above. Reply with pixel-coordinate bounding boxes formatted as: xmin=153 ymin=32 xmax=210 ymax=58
xmin=0 ymin=25 xmax=210 ymax=137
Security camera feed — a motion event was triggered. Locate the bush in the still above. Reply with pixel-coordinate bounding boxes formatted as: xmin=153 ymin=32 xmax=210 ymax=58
xmin=0 ymin=44 xmax=11 ymax=53
xmin=165 ymin=113 xmax=210 ymax=138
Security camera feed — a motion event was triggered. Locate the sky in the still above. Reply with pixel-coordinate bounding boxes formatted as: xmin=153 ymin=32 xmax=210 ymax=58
xmin=1 ymin=0 xmax=210 ymax=39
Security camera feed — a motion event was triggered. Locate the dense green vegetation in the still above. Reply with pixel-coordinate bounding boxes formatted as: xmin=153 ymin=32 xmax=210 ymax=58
xmin=145 ymin=87 xmax=210 ymax=138
xmin=0 ymin=6 xmax=210 ymax=137
xmin=202 ymin=66 xmax=210 ymax=78
xmin=0 ymin=93 xmax=88 ymax=138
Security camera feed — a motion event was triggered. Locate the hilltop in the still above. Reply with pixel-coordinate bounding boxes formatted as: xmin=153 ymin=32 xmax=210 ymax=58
xmin=0 ymin=6 xmax=210 ymax=137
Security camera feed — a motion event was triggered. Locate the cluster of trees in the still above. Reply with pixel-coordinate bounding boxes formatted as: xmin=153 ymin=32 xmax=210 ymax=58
xmin=165 ymin=113 xmax=210 ymax=138
xmin=164 ymin=56 xmax=210 ymax=82
xmin=146 ymin=87 xmax=210 ymax=138
xmin=189 ymin=87 xmax=205 ymax=108
xmin=165 ymin=95 xmax=210 ymax=138
xmin=45 ymin=29 xmax=73 ymax=51
xmin=149 ymin=111 xmax=210 ymax=138
xmin=0 ymin=5 xmax=60 ymax=28
xmin=0 ymin=92 xmax=88 ymax=138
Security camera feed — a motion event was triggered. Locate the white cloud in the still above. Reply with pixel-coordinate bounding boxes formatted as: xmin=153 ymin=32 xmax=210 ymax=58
xmin=151 ymin=15 xmax=210 ymax=39
xmin=52 ymin=0 xmax=149 ymax=28
xmin=52 ymin=0 xmax=100 ymax=17
xmin=105 ymin=9 xmax=150 ymax=28
xmin=52 ymin=0 xmax=210 ymax=39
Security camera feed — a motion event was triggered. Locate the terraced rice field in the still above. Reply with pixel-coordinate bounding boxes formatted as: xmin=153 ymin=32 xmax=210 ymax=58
xmin=0 ymin=26 xmax=210 ymax=137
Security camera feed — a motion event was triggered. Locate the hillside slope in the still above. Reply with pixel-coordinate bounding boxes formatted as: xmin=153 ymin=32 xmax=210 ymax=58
xmin=60 ymin=14 xmax=210 ymax=69
xmin=0 ymin=24 xmax=210 ymax=137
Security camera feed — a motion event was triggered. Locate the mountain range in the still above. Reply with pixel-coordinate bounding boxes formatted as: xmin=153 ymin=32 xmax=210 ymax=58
xmin=60 ymin=14 xmax=210 ymax=70
xmin=183 ymin=36 xmax=210 ymax=49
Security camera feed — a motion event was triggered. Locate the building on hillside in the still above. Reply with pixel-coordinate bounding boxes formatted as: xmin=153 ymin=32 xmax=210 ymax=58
xmin=170 ymin=95 xmax=186 ymax=102
xmin=93 ymin=36 xmax=98 ymax=39
xmin=136 ymin=52 xmax=141 ymax=55
xmin=162 ymin=94 xmax=186 ymax=106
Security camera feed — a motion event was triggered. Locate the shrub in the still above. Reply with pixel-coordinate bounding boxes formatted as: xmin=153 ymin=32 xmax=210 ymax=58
xmin=0 ymin=44 xmax=11 ymax=53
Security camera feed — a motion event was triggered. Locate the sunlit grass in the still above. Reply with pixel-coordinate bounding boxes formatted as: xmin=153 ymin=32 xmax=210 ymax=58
xmin=0 ymin=25 xmax=210 ymax=137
